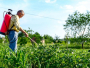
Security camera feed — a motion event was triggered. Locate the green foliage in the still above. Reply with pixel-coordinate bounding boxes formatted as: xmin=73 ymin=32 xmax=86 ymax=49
xmin=0 ymin=39 xmax=3 ymax=43
xmin=18 ymin=37 xmax=28 ymax=45
xmin=44 ymin=34 xmax=53 ymax=43
xmin=18 ymin=32 xmax=24 ymax=37
xmin=5 ymin=36 xmax=9 ymax=43
xmin=32 ymin=32 xmax=42 ymax=44
xmin=0 ymin=43 xmax=90 ymax=68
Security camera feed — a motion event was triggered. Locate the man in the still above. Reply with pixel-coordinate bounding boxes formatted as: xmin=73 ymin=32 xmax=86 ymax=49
xmin=8 ymin=10 xmax=28 ymax=52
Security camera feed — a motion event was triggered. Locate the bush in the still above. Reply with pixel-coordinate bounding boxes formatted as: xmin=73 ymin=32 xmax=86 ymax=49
xmin=18 ymin=37 xmax=28 ymax=45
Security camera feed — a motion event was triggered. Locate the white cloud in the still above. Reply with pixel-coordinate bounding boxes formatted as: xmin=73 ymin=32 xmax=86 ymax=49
xmin=45 ymin=0 xmax=56 ymax=3
xmin=78 ymin=1 xmax=88 ymax=5
xmin=75 ymin=1 xmax=90 ymax=13
xmin=65 ymin=5 xmax=73 ymax=9
xmin=59 ymin=0 xmax=90 ymax=14
xmin=60 ymin=5 xmax=73 ymax=9
xmin=59 ymin=5 xmax=74 ymax=13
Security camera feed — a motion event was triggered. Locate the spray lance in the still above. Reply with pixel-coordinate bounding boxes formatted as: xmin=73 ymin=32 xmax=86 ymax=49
xmin=28 ymin=37 xmax=38 ymax=45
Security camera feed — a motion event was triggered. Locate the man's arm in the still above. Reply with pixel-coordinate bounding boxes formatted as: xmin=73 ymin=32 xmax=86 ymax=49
xmin=19 ymin=28 xmax=28 ymax=37
xmin=13 ymin=15 xmax=28 ymax=37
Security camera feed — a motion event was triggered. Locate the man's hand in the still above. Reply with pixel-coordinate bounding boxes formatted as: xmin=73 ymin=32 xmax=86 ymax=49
xmin=20 ymin=28 xmax=28 ymax=37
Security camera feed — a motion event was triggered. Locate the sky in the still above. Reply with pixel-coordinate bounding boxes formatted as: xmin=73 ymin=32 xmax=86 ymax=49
xmin=0 ymin=0 xmax=90 ymax=39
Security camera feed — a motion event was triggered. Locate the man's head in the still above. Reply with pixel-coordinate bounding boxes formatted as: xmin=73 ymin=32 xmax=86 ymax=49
xmin=17 ymin=10 xmax=24 ymax=18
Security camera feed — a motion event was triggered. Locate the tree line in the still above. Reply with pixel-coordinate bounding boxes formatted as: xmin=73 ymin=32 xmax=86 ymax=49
xmin=17 ymin=28 xmax=62 ymax=45
xmin=64 ymin=11 xmax=90 ymax=48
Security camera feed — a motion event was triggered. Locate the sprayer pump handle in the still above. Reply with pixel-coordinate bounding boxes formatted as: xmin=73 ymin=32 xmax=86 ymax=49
xmin=8 ymin=9 xmax=12 ymax=11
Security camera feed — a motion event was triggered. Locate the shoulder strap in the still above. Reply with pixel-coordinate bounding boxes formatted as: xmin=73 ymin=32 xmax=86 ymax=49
xmin=10 ymin=24 xmax=15 ymax=30
xmin=9 ymin=15 xmax=15 ymax=30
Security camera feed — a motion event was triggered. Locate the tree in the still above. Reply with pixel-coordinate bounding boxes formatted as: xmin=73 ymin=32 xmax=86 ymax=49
xmin=35 ymin=32 xmax=40 ymax=36
xmin=43 ymin=34 xmax=53 ymax=43
xmin=64 ymin=11 xmax=90 ymax=48
xmin=31 ymin=32 xmax=42 ymax=44
xmin=53 ymin=35 xmax=61 ymax=43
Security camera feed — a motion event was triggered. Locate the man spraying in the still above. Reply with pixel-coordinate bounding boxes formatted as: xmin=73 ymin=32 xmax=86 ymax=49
xmin=8 ymin=10 xmax=28 ymax=52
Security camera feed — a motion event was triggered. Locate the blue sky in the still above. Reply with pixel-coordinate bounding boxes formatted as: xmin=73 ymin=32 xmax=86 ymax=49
xmin=0 ymin=0 xmax=90 ymax=38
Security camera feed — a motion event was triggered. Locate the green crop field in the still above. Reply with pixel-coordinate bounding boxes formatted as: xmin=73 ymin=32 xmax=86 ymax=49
xmin=0 ymin=43 xmax=90 ymax=68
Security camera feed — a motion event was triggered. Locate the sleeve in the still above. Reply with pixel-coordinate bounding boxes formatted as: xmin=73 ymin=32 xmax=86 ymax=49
xmin=14 ymin=16 xmax=21 ymax=30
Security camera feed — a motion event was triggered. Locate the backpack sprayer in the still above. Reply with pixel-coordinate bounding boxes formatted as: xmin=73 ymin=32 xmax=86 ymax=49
xmin=0 ymin=9 xmax=38 ymax=45
xmin=0 ymin=9 xmax=12 ymax=35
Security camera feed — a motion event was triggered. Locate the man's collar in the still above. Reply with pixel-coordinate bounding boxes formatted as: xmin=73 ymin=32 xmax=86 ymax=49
xmin=16 ymin=15 xmax=20 ymax=19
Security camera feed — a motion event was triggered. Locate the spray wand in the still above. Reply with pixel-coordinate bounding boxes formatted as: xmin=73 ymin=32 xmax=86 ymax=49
xmin=28 ymin=37 xmax=38 ymax=45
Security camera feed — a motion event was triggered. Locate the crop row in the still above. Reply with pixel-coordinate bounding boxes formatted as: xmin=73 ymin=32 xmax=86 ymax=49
xmin=0 ymin=44 xmax=90 ymax=68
